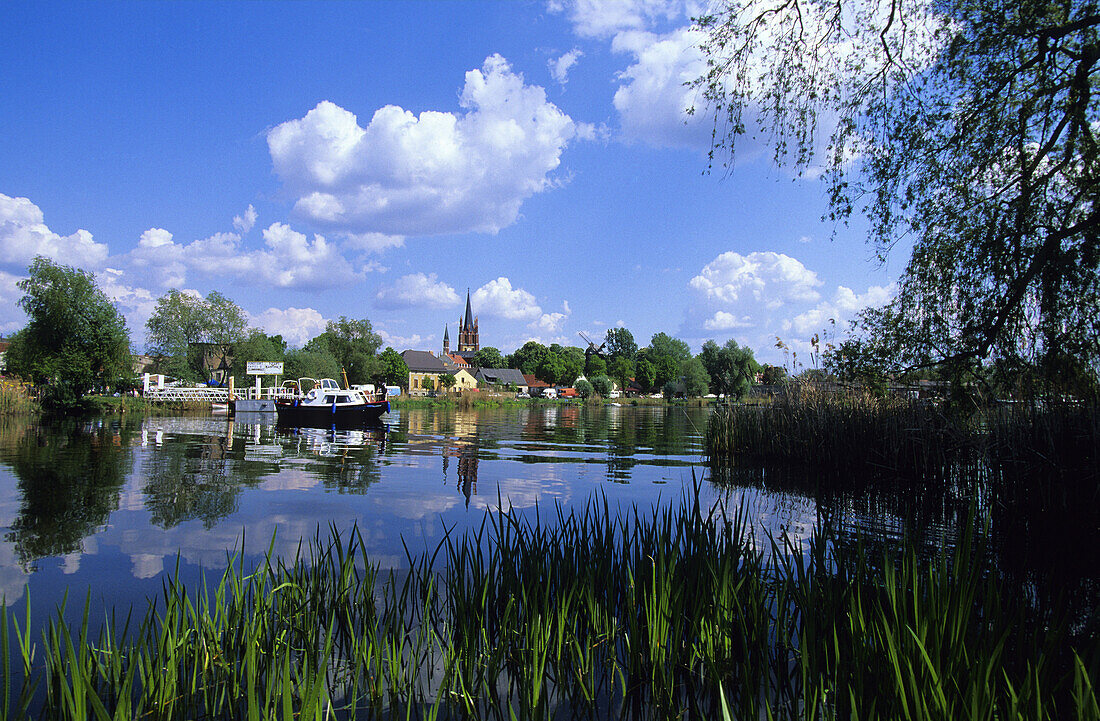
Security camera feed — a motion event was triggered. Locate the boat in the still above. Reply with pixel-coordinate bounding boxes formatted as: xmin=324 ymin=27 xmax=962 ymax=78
xmin=275 ymin=377 xmax=390 ymax=428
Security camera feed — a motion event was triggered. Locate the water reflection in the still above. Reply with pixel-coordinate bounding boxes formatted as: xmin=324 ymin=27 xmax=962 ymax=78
xmin=0 ymin=406 xmax=710 ymax=611
xmin=0 ymin=417 xmax=135 ymax=569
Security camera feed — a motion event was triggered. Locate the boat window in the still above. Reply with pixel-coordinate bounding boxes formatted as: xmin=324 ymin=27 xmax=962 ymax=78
xmin=336 ymin=395 xmax=351 ymax=403
xmin=324 ymin=395 xmax=336 ymax=403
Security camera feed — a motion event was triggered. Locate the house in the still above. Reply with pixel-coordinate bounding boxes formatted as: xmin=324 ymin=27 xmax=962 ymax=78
xmin=402 ymin=350 xmax=478 ymax=394
xmin=401 ymin=350 xmax=448 ymax=395
xmin=474 ymin=368 xmax=528 ymax=393
xmin=523 ymin=374 xmax=552 ymax=397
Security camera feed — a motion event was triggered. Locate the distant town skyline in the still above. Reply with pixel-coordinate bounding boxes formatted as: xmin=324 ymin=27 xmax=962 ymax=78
xmin=0 ymin=1 xmax=901 ymax=365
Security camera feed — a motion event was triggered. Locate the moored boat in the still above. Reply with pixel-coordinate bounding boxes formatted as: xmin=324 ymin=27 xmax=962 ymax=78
xmin=275 ymin=377 xmax=390 ymax=427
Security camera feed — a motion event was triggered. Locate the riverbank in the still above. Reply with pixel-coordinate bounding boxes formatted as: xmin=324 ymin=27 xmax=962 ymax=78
xmin=2 ymin=487 xmax=1093 ymax=720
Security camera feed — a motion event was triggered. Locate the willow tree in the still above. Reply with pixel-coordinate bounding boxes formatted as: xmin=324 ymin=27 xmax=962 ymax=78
xmin=695 ymin=0 xmax=1100 ymax=394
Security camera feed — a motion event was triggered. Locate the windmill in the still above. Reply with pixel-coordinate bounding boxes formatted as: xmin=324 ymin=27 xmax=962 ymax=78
xmin=577 ymin=332 xmax=607 ymax=377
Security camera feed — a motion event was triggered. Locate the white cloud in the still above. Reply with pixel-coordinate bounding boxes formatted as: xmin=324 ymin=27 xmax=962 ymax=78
xmin=611 ymin=27 xmax=714 ymax=149
xmin=96 ymin=268 xmax=158 ymax=343
xmin=376 ymin=329 xmax=429 ymax=351
xmin=549 ymin=49 xmax=583 ymax=85
xmin=703 ymin=310 xmax=752 ymax=331
xmin=342 ymin=231 xmax=405 ymax=254
xmin=124 ymin=222 xmax=364 ymax=291
xmin=0 ymin=194 xmax=109 ymax=268
xmin=788 ymin=284 xmax=894 ymax=337
xmin=232 ymin=204 xmax=258 ymax=234
xmin=531 ymin=300 xmax=572 ymax=332
xmin=689 ymin=251 xmax=822 ymax=308
xmin=550 ymin=0 xmax=698 ymax=39
xmin=375 ymin=273 xmax=460 ymax=310
xmin=0 ymin=269 xmax=25 ymax=334
xmin=472 ymin=277 xmax=542 ymax=320
xmin=249 ymin=306 xmax=328 ymax=348
xmin=268 ymin=55 xmax=582 ymax=237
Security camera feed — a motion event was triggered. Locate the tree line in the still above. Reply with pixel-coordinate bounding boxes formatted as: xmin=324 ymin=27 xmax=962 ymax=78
xmin=4 ymin=257 xmax=809 ymax=408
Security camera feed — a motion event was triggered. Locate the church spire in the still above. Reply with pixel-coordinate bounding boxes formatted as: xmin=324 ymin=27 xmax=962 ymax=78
xmin=463 ymin=288 xmax=474 ymax=330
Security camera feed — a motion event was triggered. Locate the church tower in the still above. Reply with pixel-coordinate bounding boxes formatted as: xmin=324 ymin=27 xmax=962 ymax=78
xmin=442 ymin=324 xmax=450 ymax=356
xmin=456 ymin=289 xmax=479 ymax=356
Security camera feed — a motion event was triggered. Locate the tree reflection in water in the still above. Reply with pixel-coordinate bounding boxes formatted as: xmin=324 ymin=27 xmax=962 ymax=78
xmin=0 ymin=417 xmax=136 ymax=568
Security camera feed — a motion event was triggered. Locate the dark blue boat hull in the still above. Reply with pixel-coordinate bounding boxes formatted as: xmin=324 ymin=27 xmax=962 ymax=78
xmin=275 ymin=399 xmax=390 ymax=428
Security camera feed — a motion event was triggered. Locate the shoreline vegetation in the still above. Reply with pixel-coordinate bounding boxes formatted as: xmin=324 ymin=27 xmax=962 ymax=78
xmin=2 ymin=487 xmax=1095 ymax=720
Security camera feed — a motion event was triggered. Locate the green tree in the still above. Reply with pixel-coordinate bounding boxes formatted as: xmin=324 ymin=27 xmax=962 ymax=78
xmin=699 ymin=339 xmax=759 ymax=400
xmin=586 ymin=354 xmax=607 ymax=378
xmin=508 ymin=341 xmax=550 ymax=375
xmin=472 ymin=346 xmax=504 ymax=369
xmin=283 ymin=348 xmax=342 ymax=383
xmin=604 ymin=327 xmax=638 ymax=361
xmin=557 ymin=348 xmax=585 ymax=386
xmin=609 ymin=356 xmax=634 ymax=394
xmin=635 ymin=357 xmax=656 ymax=392
xmin=648 ymin=332 xmax=691 ymax=363
xmin=439 ymin=373 xmax=456 ymax=391
xmin=695 ymin=0 xmax=1100 ymax=392
xmin=305 ymin=317 xmax=383 ymax=386
xmin=590 ymin=375 xmax=614 ymax=397
xmin=6 ymin=257 xmax=132 ymax=408
xmin=575 ymin=378 xmax=595 ymax=399
xmin=681 ymin=357 xmax=711 ymax=398
xmin=378 ymin=347 xmax=409 ymax=387
xmin=229 ymin=330 xmax=286 ymax=384
xmin=536 ymin=354 xmax=564 ymax=386
xmin=146 ymin=290 xmax=248 ymax=383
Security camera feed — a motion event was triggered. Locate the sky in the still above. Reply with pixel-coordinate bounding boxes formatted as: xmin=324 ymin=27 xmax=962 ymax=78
xmin=0 ymin=0 xmax=904 ymax=367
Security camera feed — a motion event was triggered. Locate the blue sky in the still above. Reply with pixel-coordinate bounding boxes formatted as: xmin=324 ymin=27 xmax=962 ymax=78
xmin=0 ymin=0 xmax=902 ymax=366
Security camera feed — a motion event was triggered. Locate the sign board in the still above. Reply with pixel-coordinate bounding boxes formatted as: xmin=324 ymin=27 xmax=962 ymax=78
xmin=246 ymin=361 xmax=284 ymax=375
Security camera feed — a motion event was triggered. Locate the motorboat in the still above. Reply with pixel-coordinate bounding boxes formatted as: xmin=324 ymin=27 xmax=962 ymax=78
xmin=275 ymin=377 xmax=390 ymax=428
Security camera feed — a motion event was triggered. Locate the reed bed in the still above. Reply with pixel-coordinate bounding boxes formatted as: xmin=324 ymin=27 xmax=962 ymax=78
xmin=0 ymin=381 xmax=36 ymax=415
xmin=705 ymin=385 xmax=1098 ymax=479
xmin=2 ymin=488 xmax=1096 ymax=720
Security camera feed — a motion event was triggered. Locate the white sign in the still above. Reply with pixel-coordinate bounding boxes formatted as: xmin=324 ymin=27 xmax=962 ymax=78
xmin=246 ymin=361 xmax=284 ymax=375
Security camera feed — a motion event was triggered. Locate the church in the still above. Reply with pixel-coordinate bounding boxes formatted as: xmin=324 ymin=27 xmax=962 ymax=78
xmin=443 ymin=290 xmax=479 ymax=361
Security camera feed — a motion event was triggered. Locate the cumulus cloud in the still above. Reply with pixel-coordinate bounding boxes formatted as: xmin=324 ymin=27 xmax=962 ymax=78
xmin=375 ymin=273 xmax=460 ymax=310
xmin=96 ymin=268 xmax=159 ymax=341
xmin=232 ymin=204 xmax=258 ymax=234
xmin=549 ymin=0 xmax=698 ymax=39
xmin=549 ymin=49 xmax=583 ymax=85
xmin=0 ymin=269 xmax=25 ymax=334
xmin=611 ymin=27 xmax=714 ymax=149
xmin=342 ymin=231 xmax=405 ymax=254
xmin=690 ymin=251 xmax=822 ymax=308
xmin=249 ymin=306 xmax=328 ymax=348
xmin=0 ymin=194 xmax=109 ymax=268
xmin=531 ymin=299 xmax=572 ymax=332
xmin=787 ymin=284 xmax=894 ymax=337
xmin=472 ymin=277 xmax=542 ymax=321
xmin=684 ymin=248 xmax=896 ymax=364
xmin=376 ymin=328 xmax=429 ymax=351
xmin=268 ymin=55 xmax=582 ymax=237
xmin=124 ymin=222 xmax=364 ymax=291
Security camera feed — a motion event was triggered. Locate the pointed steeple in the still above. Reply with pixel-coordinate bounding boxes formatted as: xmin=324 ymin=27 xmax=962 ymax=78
xmin=463 ymin=289 xmax=474 ymax=330
xmin=443 ymin=324 xmax=450 ymax=356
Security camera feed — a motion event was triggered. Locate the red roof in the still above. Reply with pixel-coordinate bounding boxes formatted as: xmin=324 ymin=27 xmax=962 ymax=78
xmin=523 ymin=374 xmax=551 ymax=388
xmin=447 ymin=353 xmax=470 ymax=367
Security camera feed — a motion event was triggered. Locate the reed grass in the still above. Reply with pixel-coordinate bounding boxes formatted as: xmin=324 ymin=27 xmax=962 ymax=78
xmin=1 ymin=488 xmax=1095 ymax=720
xmin=0 ymin=381 xmax=36 ymax=415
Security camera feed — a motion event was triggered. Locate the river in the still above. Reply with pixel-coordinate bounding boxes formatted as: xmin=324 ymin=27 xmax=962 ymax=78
xmin=0 ymin=404 xmax=1091 ymax=631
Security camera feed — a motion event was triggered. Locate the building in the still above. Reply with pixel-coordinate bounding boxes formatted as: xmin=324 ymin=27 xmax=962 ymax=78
xmin=474 ymin=368 xmax=528 ymax=393
xmin=445 ymin=290 xmax=479 ymax=360
xmin=401 ymin=349 xmax=477 ymax=394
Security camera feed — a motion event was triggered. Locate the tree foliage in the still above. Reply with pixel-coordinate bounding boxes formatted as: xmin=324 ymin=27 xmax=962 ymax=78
xmin=472 ymin=346 xmax=504 ymax=369
xmin=604 ymin=327 xmax=638 ymax=361
xmin=590 ymin=375 xmax=614 ymax=397
xmin=145 ymin=290 xmax=247 ymax=382
xmin=304 ymin=317 xmax=383 ymax=386
xmin=696 ymin=0 xmax=1100 ymax=392
xmin=700 ymin=339 xmax=759 ymax=399
xmin=508 ymin=341 xmax=550 ymax=375
xmin=6 ymin=257 xmax=132 ymax=408
xmin=378 ymin=347 xmax=409 ymax=387
xmin=681 ymin=357 xmax=712 ymax=398
xmin=229 ymin=330 xmax=286 ymax=384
